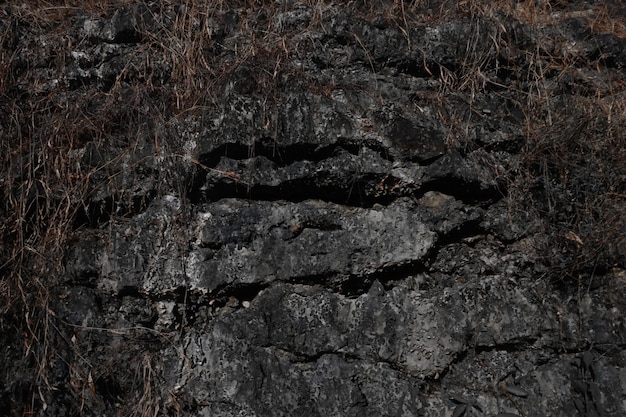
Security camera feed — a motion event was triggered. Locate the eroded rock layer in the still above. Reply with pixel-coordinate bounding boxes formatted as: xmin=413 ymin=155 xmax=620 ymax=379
xmin=1 ymin=1 xmax=625 ymax=416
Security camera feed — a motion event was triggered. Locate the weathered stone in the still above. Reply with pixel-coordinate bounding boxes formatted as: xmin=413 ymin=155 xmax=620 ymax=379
xmin=2 ymin=2 xmax=625 ymax=417
xmin=185 ymin=198 xmax=436 ymax=292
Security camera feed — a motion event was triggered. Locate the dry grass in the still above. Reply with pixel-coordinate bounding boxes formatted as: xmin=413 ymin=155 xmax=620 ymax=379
xmin=518 ymin=93 xmax=626 ymax=279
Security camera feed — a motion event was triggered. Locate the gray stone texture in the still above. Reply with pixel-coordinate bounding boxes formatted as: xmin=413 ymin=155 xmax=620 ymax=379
xmin=2 ymin=2 xmax=625 ymax=417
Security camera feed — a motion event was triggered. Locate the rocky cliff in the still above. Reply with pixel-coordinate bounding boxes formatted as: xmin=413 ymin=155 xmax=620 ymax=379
xmin=1 ymin=1 xmax=625 ymax=416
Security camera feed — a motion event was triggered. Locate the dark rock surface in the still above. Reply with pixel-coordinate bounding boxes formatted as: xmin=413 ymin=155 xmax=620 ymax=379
xmin=1 ymin=1 xmax=625 ymax=417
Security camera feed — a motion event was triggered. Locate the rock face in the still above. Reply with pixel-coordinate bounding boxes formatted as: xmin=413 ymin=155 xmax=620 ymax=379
xmin=1 ymin=1 xmax=625 ymax=417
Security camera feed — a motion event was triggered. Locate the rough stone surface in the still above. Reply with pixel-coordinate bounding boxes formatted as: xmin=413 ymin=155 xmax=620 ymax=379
xmin=1 ymin=2 xmax=625 ymax=417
